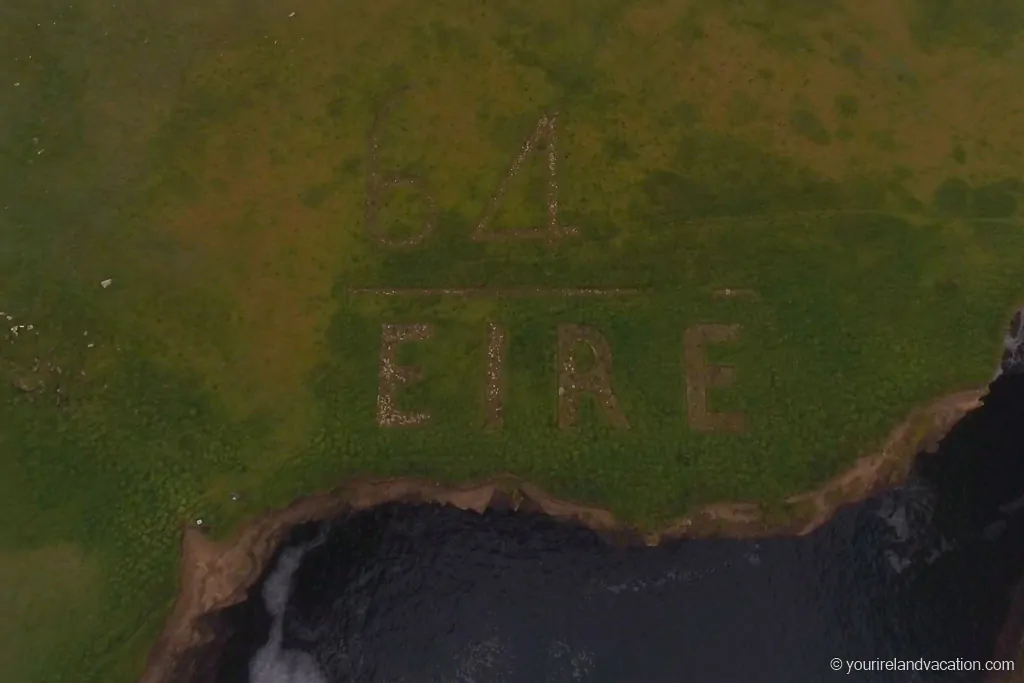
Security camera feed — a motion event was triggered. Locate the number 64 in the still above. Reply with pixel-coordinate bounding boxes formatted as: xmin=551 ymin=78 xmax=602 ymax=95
xmin=364 ymin=93 xmax=577 ymax=247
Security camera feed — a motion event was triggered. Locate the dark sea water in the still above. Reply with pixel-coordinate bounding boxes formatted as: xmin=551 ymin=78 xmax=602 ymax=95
xmin=197 ymin=315 xmax=1024 ymax=683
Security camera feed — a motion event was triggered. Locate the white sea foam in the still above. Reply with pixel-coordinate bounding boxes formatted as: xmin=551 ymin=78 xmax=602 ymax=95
xmin=249 ymin=532 xmax=330 ymax=683
xmin=452 ymin=635 xmax=513 ymax=682
xmin=994 ymin=307 xmax=1024 ymax=381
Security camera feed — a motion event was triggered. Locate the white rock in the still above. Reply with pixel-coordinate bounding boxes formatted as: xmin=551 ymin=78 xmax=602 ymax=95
xmin=100 ymin=278 xmax=112 ymax=288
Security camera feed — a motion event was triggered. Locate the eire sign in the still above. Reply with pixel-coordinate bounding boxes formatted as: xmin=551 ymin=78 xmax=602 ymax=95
xmin=356 ymin=94 xmax=747 ymax=434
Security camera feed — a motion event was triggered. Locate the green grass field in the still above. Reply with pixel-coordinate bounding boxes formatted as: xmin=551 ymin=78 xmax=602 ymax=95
xmin=3 ymin=0 xmax=1024 ymax=680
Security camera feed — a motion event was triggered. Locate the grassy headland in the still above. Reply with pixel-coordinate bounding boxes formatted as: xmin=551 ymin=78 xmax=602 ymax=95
xmin=2 ymin=0 xmax=1024 ymax=680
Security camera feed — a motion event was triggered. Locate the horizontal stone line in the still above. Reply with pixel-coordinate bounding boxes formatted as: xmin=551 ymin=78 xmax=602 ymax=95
xmin=346 ymin=287 xmax=645 ymax=298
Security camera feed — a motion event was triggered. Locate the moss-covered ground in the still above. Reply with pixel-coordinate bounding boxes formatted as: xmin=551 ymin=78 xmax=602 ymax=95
xmin=3 ymin=0 xmax=1024 ymax=680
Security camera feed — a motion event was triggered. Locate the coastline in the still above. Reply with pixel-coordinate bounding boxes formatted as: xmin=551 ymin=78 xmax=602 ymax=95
xmin=137 ymin=386 xmax=987 ymax=683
